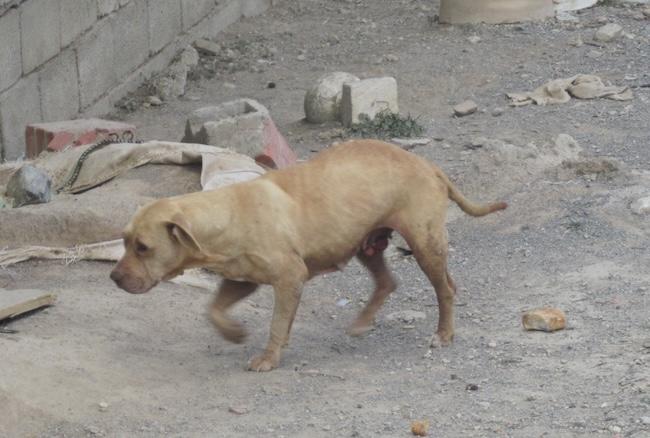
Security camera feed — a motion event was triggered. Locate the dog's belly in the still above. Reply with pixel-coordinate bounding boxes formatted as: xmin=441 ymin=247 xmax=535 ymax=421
xmin=305 ymin=227 xmax=393 ymax=277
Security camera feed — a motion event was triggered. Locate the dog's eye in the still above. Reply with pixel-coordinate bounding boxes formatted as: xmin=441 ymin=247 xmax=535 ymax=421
xmin=135 ymin=241 xmax=149 ymax=254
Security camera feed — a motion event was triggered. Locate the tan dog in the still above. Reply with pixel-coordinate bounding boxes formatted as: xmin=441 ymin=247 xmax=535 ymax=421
xmin=110 ymin=140 xmax=506 ymax=371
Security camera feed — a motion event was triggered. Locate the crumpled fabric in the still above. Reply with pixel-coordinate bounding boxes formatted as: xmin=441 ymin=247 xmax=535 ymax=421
xmin=507 ymin=74 xmax=633 ymax=106
xmin=32 ymin=141 xmax=265 ymax=194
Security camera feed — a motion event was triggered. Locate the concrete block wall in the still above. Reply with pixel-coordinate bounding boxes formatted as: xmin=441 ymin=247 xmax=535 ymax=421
xmin=0 ymin=0 xmax=276 ymax=161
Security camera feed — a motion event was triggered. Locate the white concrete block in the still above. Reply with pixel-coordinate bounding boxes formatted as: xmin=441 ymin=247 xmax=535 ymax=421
xmin=39 ymin=49 xmax=80 ymax=121
xmin=20 ymin=0 xmax=61 ymax=74
xmin=341 ymin=77 xmax=399 ymax=127
xmin=148 ymin=0 xmax=182 ymax=53
xmin=60 ymin=0 xmax=97 ymax=48
xmin=0 ymin=75 xmax=42 ymax=160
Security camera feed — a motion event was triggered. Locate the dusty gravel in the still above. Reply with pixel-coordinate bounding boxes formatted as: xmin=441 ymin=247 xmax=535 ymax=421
xmin=2 ymin=1 xmax=649 ymax=437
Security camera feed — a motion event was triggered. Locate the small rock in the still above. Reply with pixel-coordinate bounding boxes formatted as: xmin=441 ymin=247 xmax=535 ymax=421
xmin=466 ymin=383 xmax=479 ymax=391
xmin=453 ymin=100 xmax=478 ymax=117
xmin=569 ymin=35 xmax=584 ymax=47
xmin=6 ymin=165 xmax=52 ymax=207
xmin=491 ymin=107 xmax=504 ymax=117
xmin=641 ymin=416 xmax=650 ymax=425
xmin=386 ymin=310 xmax=426 ymax=324
xmin=594 ymin=23 xmax=623 ymax=42
xmin=228 ymin=406 xmax=248 ymax=415
xmin=391 ymin=137 xmax=431 ymax=149
xmin=488 ymin=341 xmax=497 ymax=348
xmin=146 ymin=96 xmax=163 ymax=106
xmin=322 ymin=425 xmax=331 ymax=431
xmin=384 ymin=54 xmax=399 ymax=62
xmin=608 ymin=425 xmax=621 ymax=433
xmin=467 ymin=35 xmax=481 ymax=44
xmin=411 ymin=420 xmax=429 ymax=437
xmin=336 ymin=298 xmax=350 ymax=307
xmin=630 ymin=197 xmax=650 ymax=215
xmin=267 ymin=81 xmax=276 ymax=89
xmin=296 ymin=54 xmax=306 ymax=61
xmin=522 ymin=308 xmax=566 ymax=332
xmin=193 ymin=38 xmax=221 ymax=56
xmin=98 ymin=401 xmax=109 ymax=412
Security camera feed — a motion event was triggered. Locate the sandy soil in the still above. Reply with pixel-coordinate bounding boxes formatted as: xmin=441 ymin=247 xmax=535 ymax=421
xmin=1 ymin=1 xmax=649 ymax=437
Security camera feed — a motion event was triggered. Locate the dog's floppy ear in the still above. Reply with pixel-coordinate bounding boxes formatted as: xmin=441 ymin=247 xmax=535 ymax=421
xmin=165 ymin=213 xmax=202 ymax=253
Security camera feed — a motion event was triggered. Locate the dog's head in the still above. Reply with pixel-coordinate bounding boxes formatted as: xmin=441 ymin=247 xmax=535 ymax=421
xmin=110 ymin=200 xmax=202 ymax=294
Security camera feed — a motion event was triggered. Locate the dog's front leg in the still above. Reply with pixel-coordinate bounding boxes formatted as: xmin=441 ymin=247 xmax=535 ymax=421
xmin=211 ymin=279 xmax=259 ymax=343
xmin=248 ymin=273 xmax=306 ymax=372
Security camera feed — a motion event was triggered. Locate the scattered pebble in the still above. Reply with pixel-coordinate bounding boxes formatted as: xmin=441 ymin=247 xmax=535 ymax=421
xmin=594 ymin=23 xmax=623 ymax=42
xmin=630 ymin=197 xmax=650 ymax=216
xmin=491 ymin=107 xmax=504 ymax=117
xmin=146 ymin=96 xmax=163 ymax=106
xmin=391 ymin=137 xmax=431 ymax=149
xmin=336 ymin=298 xmax=350 ymax=307
xmin=488 ymin=341 xmax=497 ymax=348
xmin=467 ymin=36 xmax=481 ymax=44
xmin=98 ymin=401 xmax=109 ymax=412
xmin=453 ymin=100 xmax=478 ymax=117
xmin=228 ymin=406 xmax=248 ymax=415
xmin=410 ymin=420 xmax=429 ymax=436
xmin=522 ymin=308 xmax=567 ymax=332
xmin=466 ymin=383 xmax=479 ymax=391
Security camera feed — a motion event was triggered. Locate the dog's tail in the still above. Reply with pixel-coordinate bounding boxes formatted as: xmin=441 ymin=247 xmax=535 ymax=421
xmin=437 ymin=170 xmax=508 ymax=217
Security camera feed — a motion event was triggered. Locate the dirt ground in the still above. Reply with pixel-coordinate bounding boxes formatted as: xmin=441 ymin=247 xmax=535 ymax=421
xmin=2 ymin=0 xmax=650 ymax=437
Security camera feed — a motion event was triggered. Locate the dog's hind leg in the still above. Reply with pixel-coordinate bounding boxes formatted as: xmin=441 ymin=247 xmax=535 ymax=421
xmin=399 ymin=210 xmax=456 ymax=348
xmin=210 ymin=279 xmax=258 ymax=344
xmin=347 ymin=250 xmax=397 ymax=336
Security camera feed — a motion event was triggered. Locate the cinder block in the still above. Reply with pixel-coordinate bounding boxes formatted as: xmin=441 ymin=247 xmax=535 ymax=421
xmin=181 ymin=0 xmax=215 ymax=30
xmin=341 ymin=77 xmax=399 ymax=127
xmin=20 ymin=0 xmax=61 ymax=74
xmin=97 ymin=0 xmax=120 ymax=17
xmin=25 ymin=118 xmax=136 ymax=158
xmin=0 ymin=75 xmax=42 ymax=161
xmin=0 ymin=9 xmax=21 ymax=93
xmin=77 ymin=19 xmax=117 ymax=109
xmin=182 ymin=99 xmax=297 ymax=169
xmin=148 ymin=0 xmax=182 ymax=53
xmin=113 ymin=0 xmax=149 ymax=78
xmin=60 ymin=0 xmax=97 ymax=48
xmin=39 ymin=50 xmax=80 ymax=122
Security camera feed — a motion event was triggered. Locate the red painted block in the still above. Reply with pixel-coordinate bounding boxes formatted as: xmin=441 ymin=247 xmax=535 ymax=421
xmin=25 ymin=118 xmax=136 ymax=158
xmin=259 ymin=117 xmax=297 ymax=169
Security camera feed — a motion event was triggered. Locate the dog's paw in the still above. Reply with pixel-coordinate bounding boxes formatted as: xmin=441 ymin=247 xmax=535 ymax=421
xmin=429 ymin=331 xmax=453 ymax=348
xmin=211 ymin=311 xmax=247 ymax=344
xmin=247 ymin=352 xmax=279 ymax=372
xmin=346 ymin=320 xmax=375 ymax=337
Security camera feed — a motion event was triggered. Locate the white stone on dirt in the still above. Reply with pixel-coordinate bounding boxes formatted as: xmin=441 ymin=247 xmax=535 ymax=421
xmin=304 ymin=72 xmax=359 ymax=124
xmin=630 ymin=197 xmax=650 ymax=215
xmin=467 ymin=36 xmax=481 ymax=44
xmin=594 ymin=23 xmax=623 ymax=42
xmin=6 ymin=165 xmax=52 ymax=207
xmin=341 ymin=77 xmax=399 ymax=127
xmin=453 ymin=100 xmax=478 ymax=117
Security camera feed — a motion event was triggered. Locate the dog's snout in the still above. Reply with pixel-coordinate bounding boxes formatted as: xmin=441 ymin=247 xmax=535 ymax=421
xmin=110 ymin=268 xmax=123 ymax=284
